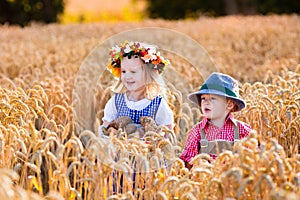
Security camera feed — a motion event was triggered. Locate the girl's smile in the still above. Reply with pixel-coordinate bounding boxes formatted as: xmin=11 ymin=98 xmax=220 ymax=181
xmin=126 ymin=81 xmax=135 ymax=86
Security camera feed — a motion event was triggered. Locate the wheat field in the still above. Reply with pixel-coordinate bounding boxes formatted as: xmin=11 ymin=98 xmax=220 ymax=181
xmin=0 ymin=14 xmax=299 ymax=199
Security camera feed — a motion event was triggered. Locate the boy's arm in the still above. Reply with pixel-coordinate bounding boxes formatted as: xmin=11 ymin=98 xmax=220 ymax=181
xmin=238 ymin=121 xmax=252 ymax=139
xmin=180 ymin=124 xmax=201 ymax=169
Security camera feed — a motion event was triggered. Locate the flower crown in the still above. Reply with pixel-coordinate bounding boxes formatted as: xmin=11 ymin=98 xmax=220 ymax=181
xmin=107 ymin=41 xmax=170 ymax=77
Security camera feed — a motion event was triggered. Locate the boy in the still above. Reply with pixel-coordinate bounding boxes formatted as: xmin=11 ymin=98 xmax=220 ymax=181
xmin=180 ymin=72 xmax=251 ymax=169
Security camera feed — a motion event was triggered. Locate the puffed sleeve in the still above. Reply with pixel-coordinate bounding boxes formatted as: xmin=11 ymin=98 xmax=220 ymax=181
xmin=102 ymin=95 xmax=118 ymax=123
xmin=155 ymin=98 xmax=174 ymax=127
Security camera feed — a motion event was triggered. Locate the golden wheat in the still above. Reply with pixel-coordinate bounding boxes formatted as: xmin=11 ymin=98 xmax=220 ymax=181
xmin=0 ymin=15 xmax=299 ymax=199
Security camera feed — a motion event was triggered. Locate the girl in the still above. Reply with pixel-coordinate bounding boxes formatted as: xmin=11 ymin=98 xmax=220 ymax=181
xmin=101 ymin=41 xmax=174 ymax=136
xmin=99 ymin=40 xmax=175 ymax=195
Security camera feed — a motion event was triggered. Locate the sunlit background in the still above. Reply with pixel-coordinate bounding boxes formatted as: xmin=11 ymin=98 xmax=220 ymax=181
xmin=62 ymin=0 xmax=146 ymax=23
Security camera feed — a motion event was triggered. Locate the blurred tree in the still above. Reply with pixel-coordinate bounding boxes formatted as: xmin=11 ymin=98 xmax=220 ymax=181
xmin=223 ymin=0 xmax=239 ymax=14
xmin=0 ymin=0 xmax=64 ymax=26
xmin=225 ymin=0 xmax=257 ymax=15
xmin=145 ymin=0 xmax=300 ymax=19
xmin=258 ymin=0 xmax=300 ymax=14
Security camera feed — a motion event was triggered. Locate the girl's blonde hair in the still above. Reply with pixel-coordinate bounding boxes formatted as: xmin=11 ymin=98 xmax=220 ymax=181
xmin=110 ymin=58 xmax=167 ymax=100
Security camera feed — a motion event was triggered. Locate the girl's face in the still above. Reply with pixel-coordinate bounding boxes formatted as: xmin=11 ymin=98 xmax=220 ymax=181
xmin=120 ymin=57 xmax=146 ymax=93
xmin=200 ymin=94 xmax=231 ymax=121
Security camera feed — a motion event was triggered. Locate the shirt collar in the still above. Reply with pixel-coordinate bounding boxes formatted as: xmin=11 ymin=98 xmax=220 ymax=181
xmin=200 ymin=113 xmax=237 ymax=129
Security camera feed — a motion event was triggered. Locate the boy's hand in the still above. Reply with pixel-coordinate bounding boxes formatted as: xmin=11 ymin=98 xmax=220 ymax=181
xmin=185 ymin=162 xmax=193 ymax=170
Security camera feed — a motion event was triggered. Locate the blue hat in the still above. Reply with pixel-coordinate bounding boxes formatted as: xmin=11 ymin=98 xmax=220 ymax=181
xmin=188 ymin=72 xmax=246 ymax=112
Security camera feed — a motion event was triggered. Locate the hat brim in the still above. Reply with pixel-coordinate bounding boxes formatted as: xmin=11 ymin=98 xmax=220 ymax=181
xmin=188 ymin=89 xmax=246 ymax=112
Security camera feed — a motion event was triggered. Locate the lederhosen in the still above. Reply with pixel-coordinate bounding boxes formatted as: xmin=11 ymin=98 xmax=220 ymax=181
xmin=198 ymin=121 xmax=240 ymax=155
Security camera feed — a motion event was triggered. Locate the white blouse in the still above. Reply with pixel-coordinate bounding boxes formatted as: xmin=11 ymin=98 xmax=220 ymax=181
xmin=102 ymin=93 xmax=174 ymax=127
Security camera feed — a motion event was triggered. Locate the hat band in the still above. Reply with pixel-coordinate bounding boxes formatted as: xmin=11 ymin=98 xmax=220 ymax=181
xmin=200 ymin=84 xmax=237 ymax=97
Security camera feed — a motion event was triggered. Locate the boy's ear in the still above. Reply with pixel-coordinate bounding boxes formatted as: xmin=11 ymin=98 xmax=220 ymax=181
xmin=227 ymin=101 xmax=235 ymax=110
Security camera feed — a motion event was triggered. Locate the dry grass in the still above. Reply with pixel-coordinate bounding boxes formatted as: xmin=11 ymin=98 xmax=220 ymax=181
xmin=0 ymin=15 xmax=299 ymax=199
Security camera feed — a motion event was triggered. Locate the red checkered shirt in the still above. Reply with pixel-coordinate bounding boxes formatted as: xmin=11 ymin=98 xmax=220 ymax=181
xmin=180 ymin=113 xmax=251 ymax=163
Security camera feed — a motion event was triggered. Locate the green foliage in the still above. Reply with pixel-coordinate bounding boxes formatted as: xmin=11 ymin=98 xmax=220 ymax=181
xmin=145 ymin=0 xmax=300 ymax=19
xmin=258 ymin=0 xmax=300 ymax=14
xmin=146 ymin=0 xmax=223 ymax=19
xmin=0 ymin=0 xmax=64 ymax=26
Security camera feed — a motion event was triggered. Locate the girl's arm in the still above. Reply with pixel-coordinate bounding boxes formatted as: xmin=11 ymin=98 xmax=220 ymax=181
xmin=165 ymin=124 xmax=173 ymax=130
xmin=155 ymin=98 xmax=174 ymax=129
xmin=102 ymin=120 xmax=110 ymax=128
xmin=102 ymin=95 xmax=118 ymax=126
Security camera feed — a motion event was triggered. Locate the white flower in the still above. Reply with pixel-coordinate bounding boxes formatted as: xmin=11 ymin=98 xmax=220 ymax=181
xmin=147 ymin=47 xmax=156 ymax=55
xmin=124 ymin=44 xmax=131 ymax=53
xmin=151 ymin=54 xmax=157 ymax=60
xmin=112 ymin=46 xmax=121 ymax=52
xmin=141 ymin=54 xmax=157 ymax=63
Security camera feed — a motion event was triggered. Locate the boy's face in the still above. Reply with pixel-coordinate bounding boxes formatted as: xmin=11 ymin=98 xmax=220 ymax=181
xmin=121 ymin=57 xmax=145 ymax=93
xmin=200 ymin=94 xmax=232 ymax=121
